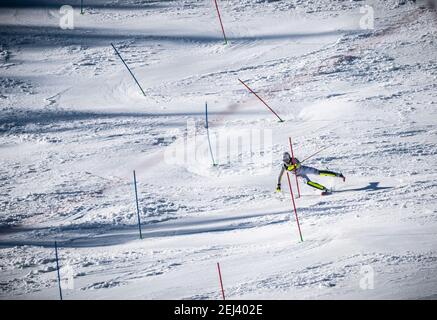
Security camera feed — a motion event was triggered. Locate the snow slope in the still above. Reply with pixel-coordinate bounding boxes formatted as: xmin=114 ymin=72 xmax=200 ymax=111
xmin=0 ymin=0 xmax=436 ymax=299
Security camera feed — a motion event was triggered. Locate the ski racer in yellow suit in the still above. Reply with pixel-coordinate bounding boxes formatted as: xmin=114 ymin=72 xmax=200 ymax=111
xmin=277 ymin=152 xmax=345 ymax=195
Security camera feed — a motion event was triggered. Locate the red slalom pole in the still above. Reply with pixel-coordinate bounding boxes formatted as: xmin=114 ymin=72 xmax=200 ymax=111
xmin=286 ymin=172 xmax=303 ymax=242
xmin=217 ymin=262 xmax=226 ymax=300
xmin=213 ymin=0 xmax=228 ymax=44
xmin=238 ymin=79 xmax=284 ymax=122
xmin=289 ymin=137 xmax=301 ymax=198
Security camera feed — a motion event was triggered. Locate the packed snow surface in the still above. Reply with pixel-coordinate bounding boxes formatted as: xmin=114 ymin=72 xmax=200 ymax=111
xmin=0 ymin=0 xmax=436 ymax=299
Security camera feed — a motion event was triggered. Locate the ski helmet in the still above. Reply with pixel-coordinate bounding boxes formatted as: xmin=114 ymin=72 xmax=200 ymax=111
xmin=282 ymin=152 xmax=291 ymax=163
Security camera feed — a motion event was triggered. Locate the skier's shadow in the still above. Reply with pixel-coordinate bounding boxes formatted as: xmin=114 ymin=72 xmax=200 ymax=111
xmin=334 ymin=182 xmax=392 ymax=193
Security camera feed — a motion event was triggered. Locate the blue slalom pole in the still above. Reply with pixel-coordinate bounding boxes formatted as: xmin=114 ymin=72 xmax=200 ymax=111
xmin=54 ymin=241 xmax=63 ymax=300
xmin=111 ymin=43 xmax=147 ymax=97
xmin=133 ymin=170 xmax=143 ymax=240
xmin=80 ymin=0 xmax=84 ymax=14
xmin=205 ymin=101 xmax=209 ymax=129
xmin=205 ymin=102 xmax=217 ymax=166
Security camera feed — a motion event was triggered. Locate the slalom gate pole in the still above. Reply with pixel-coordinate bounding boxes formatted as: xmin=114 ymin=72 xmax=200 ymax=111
xmin=286 ymin=172 xmax=303 ymax=242
xmin=217 ymin=262 xmax=226 ymax=300
xmin=111 ymin=43 xmax=147 ymax=97
xmin=238 ymin=78 xmax=284 ymax=122
xmin=300 ymin=145 xmax=330 ymax=164
xmin=80 ymin=0 xmax=84 ymax=14
xmin=213 ymin=0 xmax=228 ymax=44
xmin=55 ymin=241 xmax=63 ymax=300
xmin=289 ymin=137 xmax=301 ymax=198
xmin=133 ymin=170 xmax=143 ymax=240
xmin=205 ymin=102 xmax=217 ymax=166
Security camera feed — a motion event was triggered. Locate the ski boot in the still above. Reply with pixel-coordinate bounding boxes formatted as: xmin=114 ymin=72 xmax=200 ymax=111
xmin=321 ymin=188 xmax=332 ymax=196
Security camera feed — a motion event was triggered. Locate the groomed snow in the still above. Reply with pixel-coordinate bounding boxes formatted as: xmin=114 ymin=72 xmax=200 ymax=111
xmin=0 ymin=0 xmax=436 ymax=299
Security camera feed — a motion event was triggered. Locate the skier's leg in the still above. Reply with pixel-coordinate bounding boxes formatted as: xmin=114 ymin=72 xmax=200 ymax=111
xmin=307 ymin=180 xmax=328 ymax=191
xmin=318 ymin=170 xmax=339 ymax=177
xmin=300 ymin=174 xmax=327 ymax=191
xmin=318 ymin=170 xmax=345 ymax=181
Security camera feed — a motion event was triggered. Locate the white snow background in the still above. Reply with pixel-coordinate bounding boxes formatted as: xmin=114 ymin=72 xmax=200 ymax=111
xmin=0 ymin=0 xmax=436 ymax=299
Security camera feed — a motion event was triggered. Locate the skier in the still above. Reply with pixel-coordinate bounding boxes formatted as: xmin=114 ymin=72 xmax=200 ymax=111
xmin=276 ymin=152 xmax=345 ymax=195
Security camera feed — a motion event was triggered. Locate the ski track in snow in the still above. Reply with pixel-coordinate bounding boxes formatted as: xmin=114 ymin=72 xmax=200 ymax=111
xmin=0 ymin=0 xmax=437 ymax=299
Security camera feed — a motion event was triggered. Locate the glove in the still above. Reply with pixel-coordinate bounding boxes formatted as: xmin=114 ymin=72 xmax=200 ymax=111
xmin=276 ymin=184 xmax=281 ymax=192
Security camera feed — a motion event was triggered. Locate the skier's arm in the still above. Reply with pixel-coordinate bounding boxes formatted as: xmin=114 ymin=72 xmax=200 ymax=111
xmin=277 ymin=166 xmax=285 ymax=191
